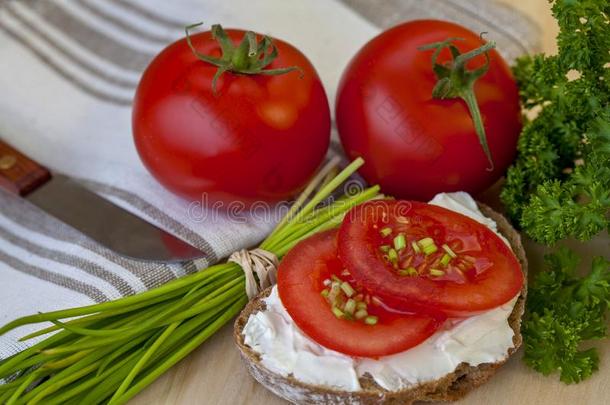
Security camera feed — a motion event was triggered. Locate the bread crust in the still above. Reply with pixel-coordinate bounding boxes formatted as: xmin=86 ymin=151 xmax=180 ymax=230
xmin=234 ymin=203 xmax=528 ymax=404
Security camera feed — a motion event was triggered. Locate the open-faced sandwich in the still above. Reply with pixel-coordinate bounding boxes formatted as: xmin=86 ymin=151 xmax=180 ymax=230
xmin=235 ymin=192 xmax=526 ymax=404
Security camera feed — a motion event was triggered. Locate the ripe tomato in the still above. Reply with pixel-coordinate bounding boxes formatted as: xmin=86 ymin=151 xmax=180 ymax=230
xmin=278 ymin=229 xmax=441 ymax=358
xmin=336 ymin=20 xmax=521 ymax=201
xmin=133 ymin=27 xmax=330 ymax=206
xmin=338 ymin=200 xmax=523 ymax=317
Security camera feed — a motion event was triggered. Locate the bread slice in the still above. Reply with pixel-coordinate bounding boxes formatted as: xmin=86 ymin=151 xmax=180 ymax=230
xmin=234 ymin=203 xmax=528 ymax=404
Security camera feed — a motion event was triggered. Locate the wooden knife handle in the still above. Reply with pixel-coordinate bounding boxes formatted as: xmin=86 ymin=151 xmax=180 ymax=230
xmin=0 ymin=138 xmax=51 ymax=196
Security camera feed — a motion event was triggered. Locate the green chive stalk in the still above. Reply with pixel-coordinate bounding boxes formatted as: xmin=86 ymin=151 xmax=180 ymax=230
xmin=0 ymin=158 xmax=380 ymax=404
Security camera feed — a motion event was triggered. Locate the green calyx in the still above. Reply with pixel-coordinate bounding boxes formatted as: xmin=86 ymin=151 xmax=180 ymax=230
xmin=419 ymin=36 xmax=496 ymax=171
xmin=185 ymin=22 xmax=302 ymax=94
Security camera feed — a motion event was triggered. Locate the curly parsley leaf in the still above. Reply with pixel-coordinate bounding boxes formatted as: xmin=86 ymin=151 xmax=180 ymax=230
xmin=523 ymin=248 xmax=610 ymax=383
xmin=501 ymin=0 xmax=610 ymax=244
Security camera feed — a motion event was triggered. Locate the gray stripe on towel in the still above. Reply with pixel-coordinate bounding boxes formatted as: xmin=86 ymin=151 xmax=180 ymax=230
xmin=0 ymin=224 xmax=136 ymax=296
xmin=340 ymin=0 xmax=541 ymax=61
xmin=0 ymin=188 xmax=180 ymax=289
xmin=0 ymin=249 xmax=108 ymax=303
xmin=0 ymin=17 xmax=132 ymax=106
xmin=21 ymin=0 xmax=153 ymax=73
xmin=83 ymin=180 xmax=218 ymax=264
xmin=108 ymin=0 xmax=186 ymax=30
xmin=75 ymin=0 xmax=177 ymax=44
xmin=5 ymin=2 xmax=138 ymax=88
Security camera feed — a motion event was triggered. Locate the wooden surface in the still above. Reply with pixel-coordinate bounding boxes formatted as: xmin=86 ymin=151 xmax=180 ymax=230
xmin=132 ymin=2 xmax=608 ymax=404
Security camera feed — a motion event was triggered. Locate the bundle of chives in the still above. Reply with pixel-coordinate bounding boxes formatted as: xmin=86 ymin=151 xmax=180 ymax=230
xmin=0 ymin=158 xmax=380 ymax=405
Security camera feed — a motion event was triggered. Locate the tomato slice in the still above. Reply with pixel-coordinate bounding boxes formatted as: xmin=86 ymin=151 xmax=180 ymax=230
xmin=338 ymin=200 xmax=523 ymax=317
xmin=277 ymin=229 xmax=442 ymax=358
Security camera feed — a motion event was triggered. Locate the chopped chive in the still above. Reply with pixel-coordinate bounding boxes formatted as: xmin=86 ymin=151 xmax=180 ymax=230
xmin=430 ymin=269 xmax=445 ymax=277
xmin=418 ymin=237 xmax=435 ymax=248
xmin=380 ymin=227 xmax=392 ymax=237
xmin=379 ymin=245 xmax=391 ymax=253
xmin=423 ymin=244 xmax=438 ymax=256
xmin=442 ymin=243 xmax=457 ymax=258
xmin=340 ymin=281 xmax=355 ymax=297
xmin=332 ymin=307 xmax=344 ymax=318
xmin=344 ymin=299 xmax=356 ymax=315
xmin=364 ymin=316 xmax=378 ymax=325
xmin=356 ymin=301 xmax=367 ymax=310
xmin=411 ymin=241 xmax=421 ymax=254
xmin=355 ymin=309 xmax=368 ymax=319
xmin=393 ymin=234 xmax=406 ymax=251
xmin=399 ymin=267 xmax=418 ymax=277
xmin=440 ymin=253 xmax=452 ymax=267
xmin=387 ymin=248 xmax=398 ymax=263
xmin=321 ymin=289 xmax=330 ymax=298
xmin=331 ymin=274 xmax=342 ymax=283
xmin=329 ymin=283 xmax=341 ymax=304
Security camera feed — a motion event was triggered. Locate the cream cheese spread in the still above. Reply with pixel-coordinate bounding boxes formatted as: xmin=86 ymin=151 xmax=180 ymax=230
xmin=242 ymin=192 xmax=518 ymax=392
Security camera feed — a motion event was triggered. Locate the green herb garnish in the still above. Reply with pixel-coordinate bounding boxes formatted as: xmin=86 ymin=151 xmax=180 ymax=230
xmin=497 ymin=0 xmax=610 ymax=384
xmin=364 ymin=316 xmax=378 ymax=325
xmin=523 ymin=248 xmax=610 ymax=384
xmin=393 ymin=233 xmax=406 ymax=251
xmin=380 ymin=227 xmax=392 ymax=237
xmin=429 ymin=269 xmax=445 ymax=277
xmin=501 ymin=0 xmax=610 ymax=245
xmin=442 ymin=243 xmax=457 ymax=258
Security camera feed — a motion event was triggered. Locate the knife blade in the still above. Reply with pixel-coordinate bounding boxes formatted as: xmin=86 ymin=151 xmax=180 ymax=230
xmin=0 ymin=138 xmax=205 ymax=263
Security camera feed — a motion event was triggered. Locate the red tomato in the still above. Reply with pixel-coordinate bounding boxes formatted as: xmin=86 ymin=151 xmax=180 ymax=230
xmin=338 ymin=200 xmax=523 ymax=317
xmin=336 ymin=20 xmax=521 ymax=201
xmin=133 ymin=28 xmax=330 ymax=206
xmin=278 ymin=229 xmax=442 ymax=358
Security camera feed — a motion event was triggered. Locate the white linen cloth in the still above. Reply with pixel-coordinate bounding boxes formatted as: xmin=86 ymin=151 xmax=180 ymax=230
xmin=0 ymin=0 xmax=540 ymax=360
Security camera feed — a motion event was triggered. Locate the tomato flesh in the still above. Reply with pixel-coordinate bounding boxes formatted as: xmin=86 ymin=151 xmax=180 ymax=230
xmin=278 ymin=230 xmax=442 ymax=358
xmin=338 ymin=200 xmax=523 ymax=317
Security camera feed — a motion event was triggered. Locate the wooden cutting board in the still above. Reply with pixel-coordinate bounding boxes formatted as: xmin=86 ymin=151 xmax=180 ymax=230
xmin=132 ymin=2 xmax=609 ymax=404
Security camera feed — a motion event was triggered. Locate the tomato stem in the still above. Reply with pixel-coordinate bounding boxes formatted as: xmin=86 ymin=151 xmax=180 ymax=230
xmin=419 ymin=36 xmax=496 ymax=171
xmin=462 ymin=88 xmax=494 ymax=171
xmin=184 ymin=22 xmax=302 ymax=94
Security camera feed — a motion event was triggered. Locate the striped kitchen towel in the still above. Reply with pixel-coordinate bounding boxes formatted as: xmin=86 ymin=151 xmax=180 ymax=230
xmin=0 ymin=0 xmax=540 ymax=359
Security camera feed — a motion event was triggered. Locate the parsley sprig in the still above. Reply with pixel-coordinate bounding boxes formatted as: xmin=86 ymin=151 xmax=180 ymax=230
xmin=523 ymin=248 xmax=610 ymax=383
xmin=501 ymin=0 xmax=610 ymax=244
xmin=501 ymin=0 xmax=610 ymax=383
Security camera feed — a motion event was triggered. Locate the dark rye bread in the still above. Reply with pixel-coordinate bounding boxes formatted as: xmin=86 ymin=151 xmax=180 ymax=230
xmin=234 ymin=203 xmax=528 ymax=405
